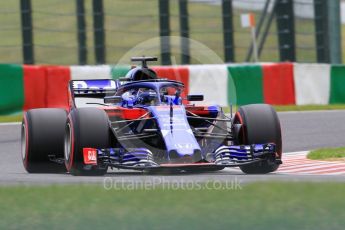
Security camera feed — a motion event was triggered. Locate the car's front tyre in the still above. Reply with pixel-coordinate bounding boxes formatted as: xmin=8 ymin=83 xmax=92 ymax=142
xmin=64 ymin=108 xmax=110 ymax=176
xmin=234 ymin=104 xmax=282 ymax=174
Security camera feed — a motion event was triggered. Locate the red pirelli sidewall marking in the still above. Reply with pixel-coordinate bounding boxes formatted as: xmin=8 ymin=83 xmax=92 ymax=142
xmin=66 ymin=114 xmax=75 ymax=171
xmin=235 ymin=111 xmax=246 ymax=143
xmin=23 ymin=113 xmax=29 ymax=168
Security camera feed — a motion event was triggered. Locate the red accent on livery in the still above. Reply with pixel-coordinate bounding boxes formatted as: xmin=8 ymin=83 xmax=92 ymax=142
xmin=101 ymin=107 xmax=149 ymax=120
xmin=185 ymin=105 xmax=212 ymax=116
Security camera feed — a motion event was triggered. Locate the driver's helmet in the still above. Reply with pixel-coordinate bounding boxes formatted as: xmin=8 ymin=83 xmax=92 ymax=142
xmin=125 ymin=67 xmax=157 ymax=81
xmin=136 ymin=88 xmax=157 ymax=105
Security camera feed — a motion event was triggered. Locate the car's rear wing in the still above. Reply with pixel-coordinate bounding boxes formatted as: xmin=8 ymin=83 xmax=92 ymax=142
xmin=69 ymin=79 xmax=116 ymax=98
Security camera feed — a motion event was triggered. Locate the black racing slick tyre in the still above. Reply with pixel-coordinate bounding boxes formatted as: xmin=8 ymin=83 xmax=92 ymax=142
xmin=21 ymin=109 xmax=67 ymax=173
xmin=234 ymin=104 xmax=282 ymax=174
xmin=64 ymin=108 xmax=111 ymax=176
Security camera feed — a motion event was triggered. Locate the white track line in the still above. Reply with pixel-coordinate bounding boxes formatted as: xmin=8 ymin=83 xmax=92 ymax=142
xmin=278 ymin=110 xmax=345 ymax=114
xmin=322 ymin=171 xmax=345 ymax=175
xmin=281 ymin=151 xmax=309 ymax=155
xmin=0 ymin=122 xmax=21 ymax=126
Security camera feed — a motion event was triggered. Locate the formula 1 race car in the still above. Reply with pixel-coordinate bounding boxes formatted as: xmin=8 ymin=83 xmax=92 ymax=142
xmin=21 ymin=57 xmax=282 ymax=176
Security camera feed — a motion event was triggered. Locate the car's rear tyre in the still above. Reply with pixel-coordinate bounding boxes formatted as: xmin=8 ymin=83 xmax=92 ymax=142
xmin=65 ymin=108 xmax=110 ymax=176
xmin=234 ymin=104 xmax=282 ymax=174
xmin=21 ymin=109 xmax=67 ymax=173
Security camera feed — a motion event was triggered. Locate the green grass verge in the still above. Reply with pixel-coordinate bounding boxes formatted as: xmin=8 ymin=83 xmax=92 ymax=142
xmin=0 ymin=114 xmax=22 ymax=123
xmin=222 ymin=104 xmax=345 ymax=113
xmin=0 ymin=182 xmax=344 ymax=230
xmin=273 ymin=104 xmax=345 ymax=112
xmin=308 ymin=147 xmax=345 ymax=161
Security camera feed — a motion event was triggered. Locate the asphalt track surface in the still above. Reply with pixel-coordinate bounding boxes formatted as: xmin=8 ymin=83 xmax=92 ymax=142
xmin=1 ymin=110 xmax=345 ymax=185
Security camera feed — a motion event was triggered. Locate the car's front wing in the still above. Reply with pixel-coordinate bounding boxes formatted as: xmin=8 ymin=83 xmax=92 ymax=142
xmin=82 ymin=143 xmax=281 ymax=171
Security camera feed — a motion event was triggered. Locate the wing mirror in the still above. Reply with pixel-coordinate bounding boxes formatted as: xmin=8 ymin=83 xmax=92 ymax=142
xmin=187 ymin=94 xmax=204 ymax=101
xmin=104 ymin=96 xmax=122 ymax=104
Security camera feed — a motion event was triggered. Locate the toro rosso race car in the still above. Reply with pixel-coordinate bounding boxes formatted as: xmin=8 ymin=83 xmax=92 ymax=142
xmin=21 ymin=57 xmax=282 ymax=176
